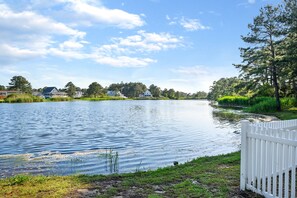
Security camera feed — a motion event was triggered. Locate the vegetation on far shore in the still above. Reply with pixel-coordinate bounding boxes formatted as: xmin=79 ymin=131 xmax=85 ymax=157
xmin=3 ymin=94 xmax=73 ymax=103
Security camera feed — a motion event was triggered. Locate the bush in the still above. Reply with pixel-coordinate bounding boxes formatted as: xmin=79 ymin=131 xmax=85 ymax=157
xmin=217 ymin=96 xmax=250 ymax=106
xmin=218 ymin=96 xmax=297 ymax=113
xmin=245 ymin=98 xmax=277 ymax=113
xmin=281 ymin=98 xmax=297 ymax=109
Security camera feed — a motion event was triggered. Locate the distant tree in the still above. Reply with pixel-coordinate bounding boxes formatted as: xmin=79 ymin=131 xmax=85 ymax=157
xmin=149 ymin=84 xmax=161 ymax=97
xmin=175 ymin=91 xmax=180 ymax=99
xmin=167 ymin=89 xmax=176 ymax=99
xmin=121 ymin=82 xmax=147 ymax=98
xmin=8 ymin=76 xmax=32 ymax=93
xmin=195 ymin=91 xmax=208 ymax=99
xmin=65 ymin=82 xmax=76 ymax=98
xmin=208 ymin=77 xmax=243 ymax=100
xmin=162 ymin=88 xmax=168 ymax=98
xmin=86 ymin=82 xmax=104 ymax=97
xmin=0 ymin=85 xmax=6 ymax=91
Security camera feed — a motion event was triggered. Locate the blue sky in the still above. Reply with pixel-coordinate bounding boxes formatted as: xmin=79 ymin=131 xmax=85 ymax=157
xmin=0 ymin=0 xmax=281 ymax=93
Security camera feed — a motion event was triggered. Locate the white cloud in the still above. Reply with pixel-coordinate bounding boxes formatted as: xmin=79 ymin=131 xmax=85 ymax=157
xmin=167 ymin=16 xmax=210 ymax=31
xmin=59 ymin=39 xmax=88 ymax=50
xmin=60 ymin=0 xmax=145 ymax=29
xmin=248 ymin=0 xmax=256 ymax=4
xmin=0 ymin=4 xmax=85 ymax=38
xmin=0 ymin=3 xmax=182 ymax=68
xmin=0 ymin=44 xmax=46 ymax=64
xmin=91 ymin=30 xmax=183 ymax=67
xmin=180 ymin=17 xmax=210 ymax=31
xmin=0 ymin=3 xmax=86 ymax=63
xmin=98 ymin=30 xmax=183 ymax=54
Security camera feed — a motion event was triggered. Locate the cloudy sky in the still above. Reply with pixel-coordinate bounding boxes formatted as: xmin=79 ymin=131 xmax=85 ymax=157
xmin=0 ymin=0 xmax=280 ymax=93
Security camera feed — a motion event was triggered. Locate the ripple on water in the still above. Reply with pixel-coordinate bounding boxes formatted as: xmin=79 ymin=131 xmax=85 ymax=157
xmin=0 ymin=100 xmax=268 ymax=178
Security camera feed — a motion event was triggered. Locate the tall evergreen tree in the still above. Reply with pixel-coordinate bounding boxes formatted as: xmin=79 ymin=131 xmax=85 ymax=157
xmin=8 ymin=76 xmax=32 ymax=93
xmin=234 ymin=5 xmax=285 ymax=111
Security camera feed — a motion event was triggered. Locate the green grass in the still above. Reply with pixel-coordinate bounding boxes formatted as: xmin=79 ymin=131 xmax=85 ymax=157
xmin=0 ymin=152 xmax=260 ymax=198
xmin=4 ymin=94 xmax=44 ymax=103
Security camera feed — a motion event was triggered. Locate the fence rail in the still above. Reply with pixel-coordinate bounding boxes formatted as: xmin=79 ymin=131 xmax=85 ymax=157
xmin=240 ymin=119 xmax=297 ymax=198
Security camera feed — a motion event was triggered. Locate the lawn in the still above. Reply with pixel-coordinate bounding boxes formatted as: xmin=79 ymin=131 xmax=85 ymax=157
xmin=0 ymin=152 xmax=260 ymax=198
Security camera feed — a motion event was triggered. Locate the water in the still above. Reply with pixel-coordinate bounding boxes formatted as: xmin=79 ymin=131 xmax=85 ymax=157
xmin=0 ymin=100 xmax=270 ymax=178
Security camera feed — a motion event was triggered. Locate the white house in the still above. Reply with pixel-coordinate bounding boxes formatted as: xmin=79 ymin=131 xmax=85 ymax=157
xmin=107 ymin=90 xmax=126 ymax=98
xmin=139 ymin=90 xmax=152 ymax=97
xmin=74 ymin=91 xmax=83 ymax=98
xmin=42 ymin=87 xmax=67 ymax=98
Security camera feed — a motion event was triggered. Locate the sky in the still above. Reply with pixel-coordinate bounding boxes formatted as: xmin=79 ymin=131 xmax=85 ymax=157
xmin=0 ymin=0 xmax=281 ymax=93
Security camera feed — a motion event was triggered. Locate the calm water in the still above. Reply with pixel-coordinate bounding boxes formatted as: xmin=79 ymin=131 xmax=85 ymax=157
xmin=0 ymin=100 xmax=258 ymax=178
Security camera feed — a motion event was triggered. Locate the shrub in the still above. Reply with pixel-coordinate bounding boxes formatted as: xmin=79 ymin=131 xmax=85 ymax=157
xmin=218 ymin=96 xmax=297 ymax=113
xmin=217 ymin=96 xmax=250 ymax=106
xmin=245 ymin=98 xmax=277 ymax=113
xmin=281 ymin=98 xmax=297 ymax=109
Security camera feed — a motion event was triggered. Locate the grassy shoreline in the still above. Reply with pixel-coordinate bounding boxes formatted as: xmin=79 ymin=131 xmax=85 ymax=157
xmin=0 ymin=152 xmax=261 ymax=198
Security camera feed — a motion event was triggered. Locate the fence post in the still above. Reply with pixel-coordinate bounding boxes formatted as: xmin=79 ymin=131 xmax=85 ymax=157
xmin=240 ymin=120 xmax=249 ymax=190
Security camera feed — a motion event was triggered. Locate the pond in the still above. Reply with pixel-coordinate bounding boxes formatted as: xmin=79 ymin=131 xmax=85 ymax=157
xmin=0 ymin=100 xmax=275 ymax=178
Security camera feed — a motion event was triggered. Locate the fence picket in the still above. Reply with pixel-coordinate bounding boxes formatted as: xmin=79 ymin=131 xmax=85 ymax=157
xmin=284 ymin=130 xmax=289 ymax=198
xmin=278 ymin=129 xmax=283 ymax=198
xmin=292 ymin=131 xmax=296 ymax=198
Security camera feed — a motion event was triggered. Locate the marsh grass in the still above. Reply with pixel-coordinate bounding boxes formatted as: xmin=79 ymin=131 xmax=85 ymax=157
xmin=4 ymin=94 xmax=44 ymax=103
xmin=218 ymin=96 xmax=297 ymax=113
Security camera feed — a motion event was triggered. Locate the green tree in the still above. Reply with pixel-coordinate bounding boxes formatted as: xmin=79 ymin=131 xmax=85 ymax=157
xmin=195 ymin=91 xmax=208 ymax=99
xmin=168 ymin=88 xmax=176 ymax=99
xmin=149 ymin=84 xmax=161 ymax=97
xmin=0 ymin=85 xmax=5 ymax=91
xmin=8 ymin=76 xmax=32 ymax=93
xmin=86 ymin=82 xmax=104 ymax=97
xmin=65 ymin=82 xmax=76 ymax=98
xmin=162 ymin=88 xmax=168 ymax=98
xmin=208 ymin=77 xmax=243 ymax=100
xmin=234 ymin=5 xmax=284 ymax=111
xmin=282 ymin=0 xmax=297 ymax=98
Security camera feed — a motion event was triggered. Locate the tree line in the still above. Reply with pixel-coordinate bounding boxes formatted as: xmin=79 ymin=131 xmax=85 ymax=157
xmin=0 ymin=76 xmax=207 ymax=99
xmin=209 ymin=0 xmax=297 ymax=111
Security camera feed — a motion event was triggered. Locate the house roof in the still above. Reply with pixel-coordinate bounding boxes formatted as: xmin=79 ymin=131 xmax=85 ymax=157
xmin=43 ymin=87 xmax=57 ymax=94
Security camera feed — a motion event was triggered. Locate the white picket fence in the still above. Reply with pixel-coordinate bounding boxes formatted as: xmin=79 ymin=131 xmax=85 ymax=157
xmin=240 ymin=119 xmax=297 ymax=198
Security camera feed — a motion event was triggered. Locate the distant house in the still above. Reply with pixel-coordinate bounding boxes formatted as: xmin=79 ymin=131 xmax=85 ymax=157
xmin=32 ymin=92 xmax=44 ymax=98
xmin=139 ymin=90 xmax=152 ymax=97
xmin=107 ymin=90 xmax=126 ymax=98
xmin=0 ymin=90 xmax=21 ymax=98
xmin=74 ymin=91 xmax=83 ymax=98
xmin=42 ymin=87 xmax=67 ymax=99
